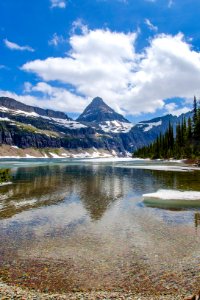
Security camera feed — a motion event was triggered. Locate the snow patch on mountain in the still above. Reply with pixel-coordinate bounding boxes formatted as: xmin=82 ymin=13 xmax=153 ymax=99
xmin=99 ymin=120 xmax=134 ymax=133
xmin=49 ymin=118 xmax=87 ymax=129
xmin=0 ymin=117 xmax=10 ymax=122
xmin=139 ymin=120 xmax=162 ymax=132
xmin=0 ymin=106 xmax=87 ymax=129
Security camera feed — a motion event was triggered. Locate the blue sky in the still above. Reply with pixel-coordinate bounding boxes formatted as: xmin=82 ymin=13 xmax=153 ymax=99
xmin=1 ymin=0 xmax=200 ymax=122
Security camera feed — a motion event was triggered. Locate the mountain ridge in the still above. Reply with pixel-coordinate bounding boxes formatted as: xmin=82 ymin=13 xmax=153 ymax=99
xmin=0 ymin=95 xmax=191 ymax=157
xmin=0 ymin=97 xmax=70 ymax=120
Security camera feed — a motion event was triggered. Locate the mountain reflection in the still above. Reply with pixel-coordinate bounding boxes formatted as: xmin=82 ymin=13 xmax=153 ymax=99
xmin=195 ymin=212 xmax=200 ymax=229
xmin=0 ymin=165 xmax=126 ymax=221
xmin=78 ymin=167 xmax=124 ymax=220
xmin=0 ymin=164 xmax=200 ymax=222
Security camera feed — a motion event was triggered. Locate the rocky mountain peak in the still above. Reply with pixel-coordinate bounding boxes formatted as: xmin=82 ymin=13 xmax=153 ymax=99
xmin=90 ymin=97 xmax=105 ymax=106
xmin=77 ymin=97 xmax=130 ymax=123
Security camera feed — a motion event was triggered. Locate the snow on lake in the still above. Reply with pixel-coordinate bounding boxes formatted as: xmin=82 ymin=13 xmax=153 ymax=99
xmin=143 ymin=189 xmax=200 ymax=200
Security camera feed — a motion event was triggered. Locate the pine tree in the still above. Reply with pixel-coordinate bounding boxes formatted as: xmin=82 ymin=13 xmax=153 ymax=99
xmin=193 ymin=96 xmax=198 ymax=138
xmin=133 ymin=95 xmax=200 ymax=159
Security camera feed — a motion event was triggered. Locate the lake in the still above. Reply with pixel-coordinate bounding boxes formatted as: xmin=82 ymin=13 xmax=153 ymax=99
xmin=0 ymin=158 xmax=199 ymax=296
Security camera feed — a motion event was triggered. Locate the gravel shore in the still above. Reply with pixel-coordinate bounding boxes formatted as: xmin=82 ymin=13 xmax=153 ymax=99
xmin=0 ymin=281 xmax=191 ymax=300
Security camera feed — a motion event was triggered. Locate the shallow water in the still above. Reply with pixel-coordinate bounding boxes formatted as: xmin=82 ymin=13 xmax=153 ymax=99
xmin=0 ymin=159 xmax=199 ymax=295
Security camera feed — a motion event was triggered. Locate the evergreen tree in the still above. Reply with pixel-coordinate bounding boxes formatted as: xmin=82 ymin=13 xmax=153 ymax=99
xmin=133 ymin=96 xmax=200 ymax=159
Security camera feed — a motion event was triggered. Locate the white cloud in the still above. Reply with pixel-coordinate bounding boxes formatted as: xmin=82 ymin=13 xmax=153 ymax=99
xmin=22 ymin=29 xmax=137 ymax=114
xmin=23 ymin=82 xmax=33 ymax=93
xmin=1 ymin=82 xmax=88 ymax=114
xmin=48 ymin=33 xmax=66 ymax=46
xmin=144 ymin=19 xmax=158 ymax=32
xmin=71 ymin=19 xmax=89 ymax=35
xmin=20 ymin=29 xmax=200 ymax=116
xmin=165 ymin=103 xmax=190 ymax=116
xmin=50 ymin=0 xmax=66 ymax=8
xmin=4 ymin=39 xmax=34 ymax=52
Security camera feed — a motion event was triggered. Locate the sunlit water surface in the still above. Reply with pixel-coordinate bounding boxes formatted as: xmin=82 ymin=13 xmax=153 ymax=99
xmin=0 ymin=158 xmax=199 ymax=295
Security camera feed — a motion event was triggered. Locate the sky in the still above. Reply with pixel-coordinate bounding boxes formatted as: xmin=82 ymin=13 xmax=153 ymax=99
xmin=1 ymin=0 xmax=200 ymax=123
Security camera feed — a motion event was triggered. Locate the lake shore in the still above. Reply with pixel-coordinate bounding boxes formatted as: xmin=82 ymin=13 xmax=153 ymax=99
xmin=0 ymin=280 xmax=190 ymax=300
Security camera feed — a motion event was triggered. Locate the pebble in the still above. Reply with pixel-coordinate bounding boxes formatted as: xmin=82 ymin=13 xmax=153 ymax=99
xmin=0 ymin=281 xmax=194 ymax=300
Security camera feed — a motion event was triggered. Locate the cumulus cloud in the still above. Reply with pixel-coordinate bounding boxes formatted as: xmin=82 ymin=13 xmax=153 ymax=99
xmin=20 ymin=29 xmax=200 ymax=116
xmin=1 ymin=83 xmax=89 ymax=114
xmin=165 ymin=102 xmax=190 ymax=116
xmin=22 ymin=29 xmax=137 ymax=114
xmin=144 ymin=19 xmax=158 ymax=31
xmin=50 ymin=0 xmax=66 ymax=9
xmin=4 ymin=39 xmax=34 ymax=52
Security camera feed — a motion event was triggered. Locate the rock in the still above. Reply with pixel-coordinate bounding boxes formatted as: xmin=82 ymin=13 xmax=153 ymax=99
xmin=185 ymin=290 xmax=200 ymax=300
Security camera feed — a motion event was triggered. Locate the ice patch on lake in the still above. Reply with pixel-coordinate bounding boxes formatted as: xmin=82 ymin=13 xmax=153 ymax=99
xmin=14 ymin=199 xmax=37 ymax=207
xmin=25 ymin=154 xmax=37 ymax=158
xmin=118 ymin=165 xmax=200 ymax=172
xmin=0 ymin=182 xmax=12 ymax=187
xmin=143 ymin=189 xmax=200 ymax=200
xmin=79 ymin=157 xmax=140 ymax=162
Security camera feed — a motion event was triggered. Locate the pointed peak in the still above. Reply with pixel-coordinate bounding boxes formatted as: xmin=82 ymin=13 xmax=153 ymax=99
xmin=89 ymin=97 xmax=109 ymax=109
xmin=91 ymin=97 xmax=105 ymax=105
xmin=77 ymin=96 xmax=130 ymax=124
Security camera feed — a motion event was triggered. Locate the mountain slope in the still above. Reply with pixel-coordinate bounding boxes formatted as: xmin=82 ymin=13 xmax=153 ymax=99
xmin=120 ymin=112 xmax=192 ymax=152
xmin=0 ymin=97 xmax=70 ymax=120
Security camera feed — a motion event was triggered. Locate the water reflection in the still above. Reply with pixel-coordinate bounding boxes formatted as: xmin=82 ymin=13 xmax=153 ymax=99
xmin=0 ymin=165 xmax=200 ymax=221
xmin=0 ymin=165 xmax=128 ymax=221
xmin=195 ymin=212 xmax=200 ymax=229
xmin=0 ymin=162 xmax=199 ymax=294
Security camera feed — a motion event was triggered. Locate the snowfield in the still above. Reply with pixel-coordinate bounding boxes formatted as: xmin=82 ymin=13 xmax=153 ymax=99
xmin=99 ymin=120 xmax=134 ymax=133
xmin=138 ymin=120 xmax=162 ymax=132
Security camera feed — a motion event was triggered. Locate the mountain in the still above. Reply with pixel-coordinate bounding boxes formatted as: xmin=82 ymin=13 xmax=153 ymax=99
xmin=0 ymin=96 xmax=192 ymax=157
xmin=77 ymin=97 xmax=134 ymax=134
xmin=77 ymin=97 xmax=129 ymax=123
xmin=0 ymin=97 xmax=69 ymax=120
xmin=0 ymin=96 xmax=127 ymax=156
xmin=120 ymin=112 xmax=192 ymax=152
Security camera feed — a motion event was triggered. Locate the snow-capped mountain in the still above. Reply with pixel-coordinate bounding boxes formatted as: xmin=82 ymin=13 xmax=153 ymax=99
xmin=0 ymin=96 xmax=192 ymax=156
xmin=0 ymin=97 xmax=86 ymax=130
xmin=77 ymin=97 xmax=134 ymax=133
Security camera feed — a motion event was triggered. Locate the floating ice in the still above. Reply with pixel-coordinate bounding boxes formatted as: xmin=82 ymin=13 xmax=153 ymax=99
xmin=143 ymin=189 xmax=200 ymax=200
xmin=119 ymin=165 xmax=198 ymax=172
xmin=0 ymin=182 xmax=12 ymax=187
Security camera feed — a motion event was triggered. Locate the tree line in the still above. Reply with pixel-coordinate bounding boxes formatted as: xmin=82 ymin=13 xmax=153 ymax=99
xmin=133 ymin=97 xmax=200 ymax=159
